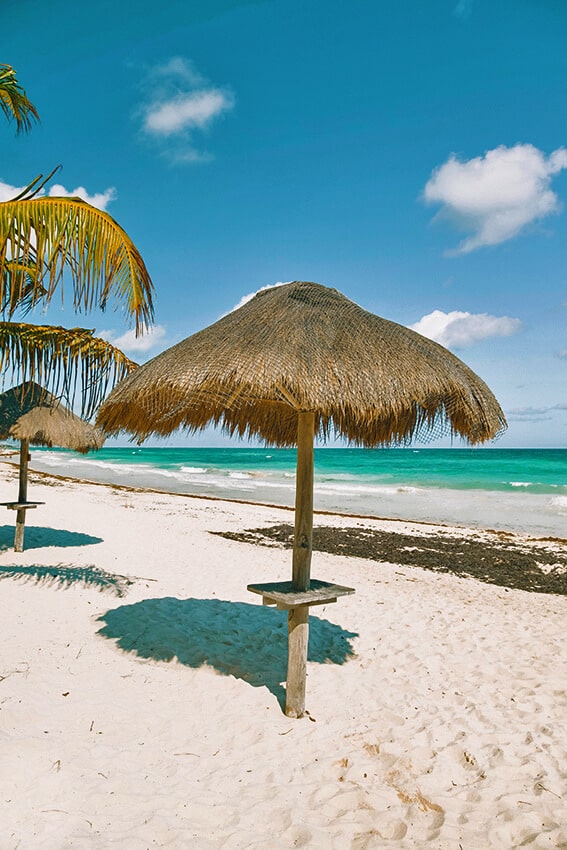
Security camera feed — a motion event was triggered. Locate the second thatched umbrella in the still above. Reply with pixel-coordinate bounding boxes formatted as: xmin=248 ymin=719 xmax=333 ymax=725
xmin=0 ymin=381 xmax=104 ymax=551
xmin=97 ymin=281 xmax=506 ymax=716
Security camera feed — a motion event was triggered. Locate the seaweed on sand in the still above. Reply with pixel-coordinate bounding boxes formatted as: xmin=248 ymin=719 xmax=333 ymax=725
xmin=212 ymin=523 xmax=567 ymax=596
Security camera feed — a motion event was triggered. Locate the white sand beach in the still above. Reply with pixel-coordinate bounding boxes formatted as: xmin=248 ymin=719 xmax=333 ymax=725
xmin=1 ymin=460 xmax=566 ymax=849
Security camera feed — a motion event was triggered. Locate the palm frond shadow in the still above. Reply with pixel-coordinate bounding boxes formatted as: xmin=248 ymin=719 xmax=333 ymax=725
xmin=97 ymin=597 xmax=358 ymax=710
xmin=0 ymin=563 xmax=133 ymax=596
xmin=0 ymin=525 xmax=102 ymax=551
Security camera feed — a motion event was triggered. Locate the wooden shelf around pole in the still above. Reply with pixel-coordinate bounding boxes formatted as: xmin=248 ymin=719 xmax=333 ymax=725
xmin=247 ymin=578 xmax=355 ymax=610
xmin=0 ymin=502 xmax=44 ymax=510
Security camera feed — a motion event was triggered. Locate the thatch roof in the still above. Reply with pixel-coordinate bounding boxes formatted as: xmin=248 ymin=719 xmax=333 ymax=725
xmin=96 ymin=281 xmax=506 ymax=447
xmin=0 ymin=381 xmax=104 ymax=453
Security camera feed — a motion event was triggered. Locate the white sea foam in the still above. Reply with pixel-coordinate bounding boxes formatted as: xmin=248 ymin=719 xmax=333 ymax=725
xmin=316 ymin=481 xmax=426 ymax=497
xmin=396 ymin=485 xmax=424 ymax=494
xmin=510 ymin=481 xmax=532 ymax=488
xmin=23 ymin=448 xmax=567 ymax=538
xmin=69 ymin=457 xmax=140 ymax=475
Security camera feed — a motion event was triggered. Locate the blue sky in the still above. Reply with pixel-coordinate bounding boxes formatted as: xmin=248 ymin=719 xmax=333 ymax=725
xmin=3 ymin=0 xmax=567 ymax=447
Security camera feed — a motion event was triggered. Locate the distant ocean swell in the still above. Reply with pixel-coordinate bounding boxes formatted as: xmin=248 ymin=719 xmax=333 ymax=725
xmin=21 ymin=447 xmax=567 ymax=539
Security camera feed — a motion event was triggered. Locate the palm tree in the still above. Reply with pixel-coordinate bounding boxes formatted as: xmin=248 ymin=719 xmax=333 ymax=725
xmin=0 ymin=64 xmax=155 ymax=415
xmin=0 ymin=323 xmax=138 ymax=419
xmin=1 ymin=188 xmax=155 ymax=334
xmin=0 ymin=64 xmax=39 ymax=133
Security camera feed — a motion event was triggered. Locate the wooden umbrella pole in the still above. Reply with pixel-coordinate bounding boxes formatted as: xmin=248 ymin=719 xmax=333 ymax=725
xmin=292 ymin=411 xmax=314 ymax=591
xmin=286 ymin=410 xmax=315 ymax=718
xmin=14 ymin=438 xmax=29 ymax=552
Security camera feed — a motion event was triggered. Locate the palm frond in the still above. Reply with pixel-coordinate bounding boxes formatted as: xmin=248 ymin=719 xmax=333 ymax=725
xmin=0 ymin=323 xmax=138 ymax=419
xmin=0 ymin=197 xmax=155 ymax=333
xmin=10 ymin=167 xmax=62 ymax=202
xmin=0 ymin=268 xmax=48 ymax=316
xmin=0 ymin=64 xmax=39 ymax=133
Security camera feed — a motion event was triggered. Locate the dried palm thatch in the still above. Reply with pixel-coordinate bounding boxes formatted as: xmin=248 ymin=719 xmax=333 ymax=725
xmin=97 ymin=280 xmax=506 ymax=447
xmin=0 ymin=381 xmax=104 ymax=452
xmin=9 ymin=406 xmax=104 ymax=452
xmin=0 ymin=381 xmax=104 ymax=552
xmin=97 ymin=282 xmax=507 ymax=720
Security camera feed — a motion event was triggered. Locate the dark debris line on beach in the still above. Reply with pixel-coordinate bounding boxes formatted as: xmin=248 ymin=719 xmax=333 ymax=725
xmin=212 ymin=524 xmax=567 ymax=596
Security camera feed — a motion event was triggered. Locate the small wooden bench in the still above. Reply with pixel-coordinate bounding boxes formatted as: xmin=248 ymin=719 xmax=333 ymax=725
xmin=247 ymin=578 xmax=355 ymax=609
xmin=0 ymin=501 xmax=45 ymax=551
xmin=0 ymin=501 xmax=44 ymax=511
xmin=248 ymin=578 xmax=355 ymax=718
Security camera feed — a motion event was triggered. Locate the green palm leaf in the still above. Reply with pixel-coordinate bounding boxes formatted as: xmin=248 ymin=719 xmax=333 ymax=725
xmin=0 ymin=322 xmax=138 ymax=419
xmin=0 ymin=64 xmax=39 ymax=133
xmin=0 ymin=65 xmax=152 ymax=420
xmin=0 ymin=196 xmax=155 ymax=333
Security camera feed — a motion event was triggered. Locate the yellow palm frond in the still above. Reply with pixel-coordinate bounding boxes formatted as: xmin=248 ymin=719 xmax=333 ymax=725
xmin=0 ymin=196 xmax=155 ymax=333
xmin=0 ymin=322 xmax=138 ymax=419
xmin=0 ymin=64 xmax=39 ymax=133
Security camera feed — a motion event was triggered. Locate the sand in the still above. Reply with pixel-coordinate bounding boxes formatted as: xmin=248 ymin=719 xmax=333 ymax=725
xmin=0 ymin=460 xmax=566 ymax=849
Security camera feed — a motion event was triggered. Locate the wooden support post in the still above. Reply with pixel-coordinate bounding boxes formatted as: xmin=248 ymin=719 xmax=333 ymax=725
xmin=14 ymin=512 xmax=25 ymax=553
xmin=286 ymin=411 xmax=315 ymax=718
xmin=286 ymin=605 xmax=309 ymax=718
xmin=292 ymin=411 xmax=314 ymax=592
xmin=14 ymin=439 xmax=29 ymax=553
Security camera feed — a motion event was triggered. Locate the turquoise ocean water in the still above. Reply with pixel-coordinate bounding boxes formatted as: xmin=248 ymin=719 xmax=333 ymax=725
xmin=25 ymin=446 xmax=567 ymax=538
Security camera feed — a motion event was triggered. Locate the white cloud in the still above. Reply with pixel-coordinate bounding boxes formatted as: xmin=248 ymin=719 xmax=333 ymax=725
xmin=558 ymin=350 xmax=567 ymax=359
xmin=141 ymin=56 xmax=235 ymax=162
xmin=0 ymin=178 xmax=116 ymax=210
xmin=454 ymin=0 xmax=473 ymax=19
xmin=224 ymin=281 xmax=292 ymax=316
xmin=507 ymin=406 xmax=549 ymax=417
xmin=505 ymin=409 xmax=553 ymax=423
xmin=410 ymin=309 xmax=522 ymax=348
xmin=0 ymin=179 xmax=26 ymax=202
xmin=423 ymin=144 xmax=567 ymax=254
xmin=153 ymin=57 xmax=205 ymax=87
xmin=144 ymin=90 xmax=233 ymax=136
xmin=47 ymin=184 xmax=116 ymax=210
xmin=99 ymin=324 xmax=167 ymax=355
xmin=506 ymin=404 xmax=567 ymax=422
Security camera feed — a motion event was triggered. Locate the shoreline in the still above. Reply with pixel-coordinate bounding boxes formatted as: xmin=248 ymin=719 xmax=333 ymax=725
xmin=0 ymin=457 xmax=476 ymax=527
xmin=13 ymin=455 xmax=567 ymax=543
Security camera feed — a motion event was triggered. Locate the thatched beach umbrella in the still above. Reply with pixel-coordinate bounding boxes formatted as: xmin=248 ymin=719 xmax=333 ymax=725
xmin=97 ymin=281 xmax=506 ymax=716
xmin=0 ymin=381 xmax=104 ymax=551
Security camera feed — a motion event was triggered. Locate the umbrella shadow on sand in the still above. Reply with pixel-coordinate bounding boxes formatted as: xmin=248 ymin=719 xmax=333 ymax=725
xmin=0 ymin=524 xmax=102 ymax=551
xmin=97 ymin=596 xmax=358 ymax=710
